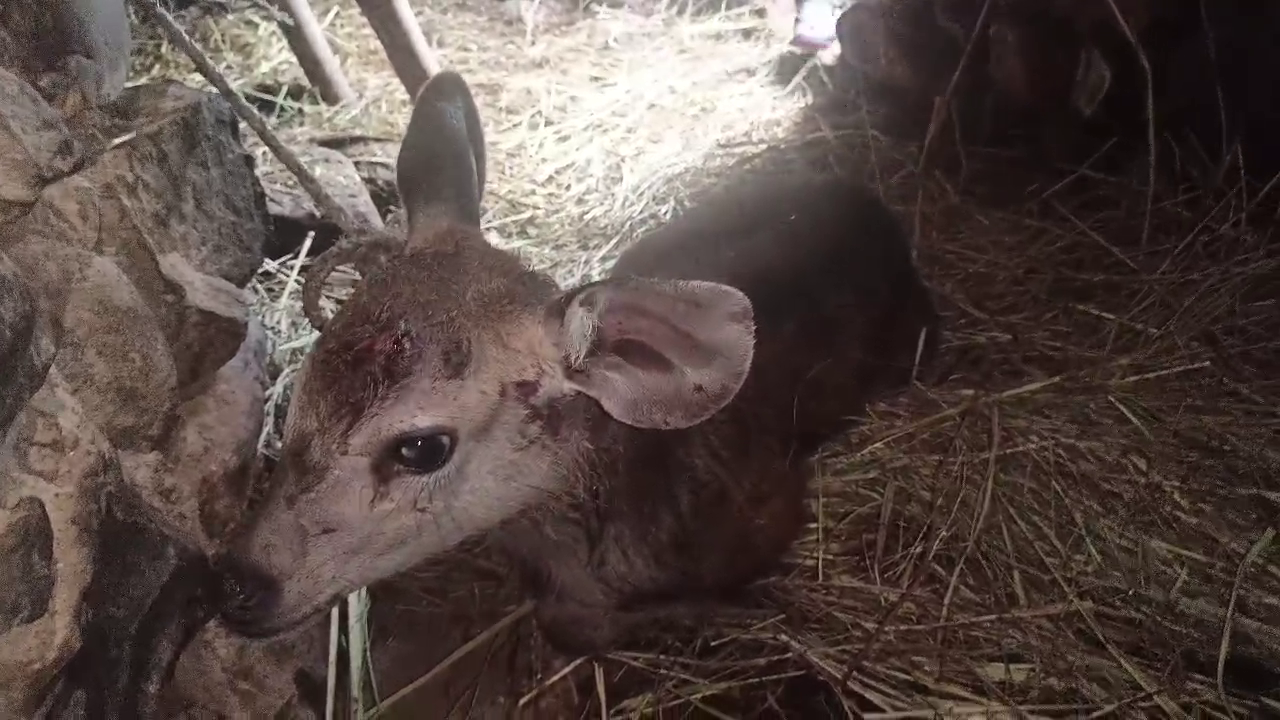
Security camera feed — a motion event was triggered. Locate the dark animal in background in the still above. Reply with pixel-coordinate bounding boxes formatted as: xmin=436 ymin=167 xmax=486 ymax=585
xmin=216 ymin=69 xmax=939 ymax=657
xmin=832 ymin=0 xmax=1280 ymax=184
xmin=1158 ymin=1 xmax=1280 ymax=183
xmin=981 ymin=0 xmax=1155 ymax=161
xmin=834 ymin=0 xmax=1153 ymax=160
xmin=836 ymin=0 xmax=960 ymax=110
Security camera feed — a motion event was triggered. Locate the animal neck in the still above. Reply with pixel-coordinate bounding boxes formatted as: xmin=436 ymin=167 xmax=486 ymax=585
xmin=560 ymin=392 xmax=769 ymax=510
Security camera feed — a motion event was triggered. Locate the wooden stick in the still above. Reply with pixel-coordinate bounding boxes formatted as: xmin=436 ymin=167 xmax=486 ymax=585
xmin=273 ymin=0 xmax=358 ymax=104
xmin=353 ymin=0 xmax=441 ymax=98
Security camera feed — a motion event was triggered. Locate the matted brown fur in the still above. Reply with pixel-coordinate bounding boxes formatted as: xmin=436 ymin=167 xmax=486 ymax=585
xmin=296 ymin=227 xmax=556 ymax=441
xmin=221 ymin=65 xmax=941 ymax=669
xmin=490 ymin=171 xmax=941 ymax=655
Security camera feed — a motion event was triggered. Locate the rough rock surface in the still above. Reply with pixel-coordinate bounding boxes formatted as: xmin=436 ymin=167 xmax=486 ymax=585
xmin=0 ymin=69 xmax=84 ymax=225
xmin=0 ymin=35 xmax=321 ymax=719
xmin=55 ymin=255 xmax=179 ymax=451
xmin=0 ymin=0 xmax=131 ymax=117
xmin=313 ymin=135 xmax=402 ymax=217
xmin=1 ymin=368 xmax=121 ymax=716
xmin=27 ymin=80 xmax=273 ymax=288
xmin=121 ymin=317 xmax=267 ymax=552
xmin=0 ymin=250 xmax=57 ymax=438
xmin=0 ymin=496 xmax=55 ymax=635
xmin=31 ymin=488 xmax=215 ymax=720
xmin=259 ymin=142 xmax=385 ymax=258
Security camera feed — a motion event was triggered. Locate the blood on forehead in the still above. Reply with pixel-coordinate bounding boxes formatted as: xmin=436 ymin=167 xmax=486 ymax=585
xmin=306 ymin=304 xmax=429 ymax=433
xmin=351 ymin=318 xmax=415 ymax=370
xmin=295 ymin=239 xmax=549 ymax=434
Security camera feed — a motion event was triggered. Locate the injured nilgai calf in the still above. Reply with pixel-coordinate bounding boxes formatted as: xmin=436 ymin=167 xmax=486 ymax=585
xmin=217 ymin=70 xmax=941 ymax=656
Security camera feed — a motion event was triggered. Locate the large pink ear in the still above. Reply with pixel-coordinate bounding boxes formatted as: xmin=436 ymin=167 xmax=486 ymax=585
xmin=546 ymin=277 xmax=755 ymax=430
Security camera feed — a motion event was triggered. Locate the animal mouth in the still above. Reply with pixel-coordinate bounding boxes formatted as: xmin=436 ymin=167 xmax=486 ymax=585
xmin=213 ymin=554 xmax=342 ymax=639
xmin=212 ymin=554 xmax=286 ymax=639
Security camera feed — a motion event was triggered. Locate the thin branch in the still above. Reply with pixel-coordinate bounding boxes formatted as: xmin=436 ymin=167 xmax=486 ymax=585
xmin=1100 ymin=0 xmax=1155 ymax=248
xmin=131 ymin=0 xmax=364 ymax=236
xmin=1216 ymin=527 xmax=1276 ymax=718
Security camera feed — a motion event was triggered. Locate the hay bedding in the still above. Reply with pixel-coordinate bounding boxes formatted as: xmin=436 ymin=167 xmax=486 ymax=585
xmin=131 ymin=0 xmax=1279 ymax=716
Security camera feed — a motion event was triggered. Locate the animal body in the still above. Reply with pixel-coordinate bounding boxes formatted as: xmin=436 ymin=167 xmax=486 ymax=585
xmin=218 ymin=69 xmax=939 ymax=656
xmin=834 ymin=0 xmax=1155 ymax=163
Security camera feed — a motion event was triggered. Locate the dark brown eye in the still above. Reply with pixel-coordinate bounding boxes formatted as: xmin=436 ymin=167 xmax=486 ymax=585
xmin=388 ymin=431 xmax=456 ymax=474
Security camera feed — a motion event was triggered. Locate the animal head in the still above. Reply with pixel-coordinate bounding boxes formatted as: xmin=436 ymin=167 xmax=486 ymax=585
xmin=217 ymin=70 xmax=758 ymax=638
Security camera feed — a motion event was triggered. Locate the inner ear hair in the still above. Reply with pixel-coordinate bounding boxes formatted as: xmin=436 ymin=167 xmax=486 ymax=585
xmin=545 ymin=277 xmax=756 ymax=430
xmin=563 ymin=300 xmax=600 ymax=370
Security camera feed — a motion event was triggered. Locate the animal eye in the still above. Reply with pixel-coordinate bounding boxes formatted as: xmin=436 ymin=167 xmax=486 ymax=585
xmin=387 ymin=431 xmax=456 ymax=474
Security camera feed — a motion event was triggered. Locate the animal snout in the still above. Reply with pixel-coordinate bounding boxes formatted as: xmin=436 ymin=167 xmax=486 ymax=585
xmin=213 ymin=553 xmax=283 ymax=638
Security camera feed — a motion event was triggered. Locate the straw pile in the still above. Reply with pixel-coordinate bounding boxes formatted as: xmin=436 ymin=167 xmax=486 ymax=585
xmin=133 ymin=0 xmax=1279 ymax=716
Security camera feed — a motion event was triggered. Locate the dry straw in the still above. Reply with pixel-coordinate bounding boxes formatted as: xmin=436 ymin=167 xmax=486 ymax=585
xmin=133 ymin=0 xmax=1279 ymax=716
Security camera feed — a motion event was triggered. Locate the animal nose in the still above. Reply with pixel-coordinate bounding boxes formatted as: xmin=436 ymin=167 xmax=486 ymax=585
xmin=213 ymin=553 xmax=282 ymax=638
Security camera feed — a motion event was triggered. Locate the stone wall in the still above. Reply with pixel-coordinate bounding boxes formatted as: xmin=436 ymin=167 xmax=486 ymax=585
xmin=0 ymin=6 xmax=325 ymax=716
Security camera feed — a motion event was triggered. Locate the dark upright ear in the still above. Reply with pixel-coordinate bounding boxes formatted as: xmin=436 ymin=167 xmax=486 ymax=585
xmin=545 ymin=277 xmax=755 ymax=430
xmin=396 ymin=70 xmax=487 ymax=235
